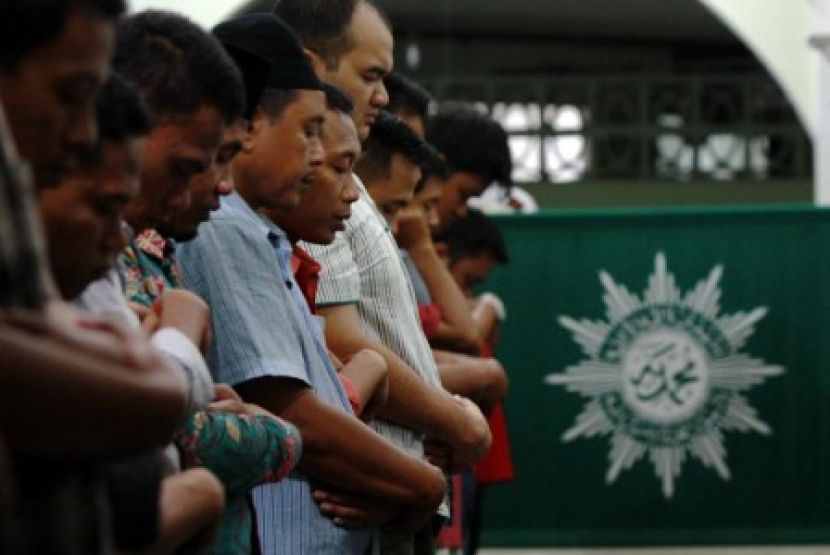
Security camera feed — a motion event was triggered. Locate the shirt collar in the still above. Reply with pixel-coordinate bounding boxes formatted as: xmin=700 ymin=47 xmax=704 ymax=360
xmin=353 ymin=173 xmax=391 ymax=232
xmin=135 ymin=228 xmax=174 ymax=260
xmin=223 ymin=191 xmax=289 ymax=246
xmin=291 ymin=245 xmax=321 ymax=313
xmin=291 ymin=245 xmax=321 ymax=275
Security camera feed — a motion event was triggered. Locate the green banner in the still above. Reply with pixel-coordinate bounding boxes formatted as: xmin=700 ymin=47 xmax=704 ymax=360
xmin=481 ymin=205 xmax=830 ymax=547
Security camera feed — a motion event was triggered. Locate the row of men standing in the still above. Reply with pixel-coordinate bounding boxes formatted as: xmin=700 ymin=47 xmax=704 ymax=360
xmin=0 ymin=0 xmax=514 ymax=553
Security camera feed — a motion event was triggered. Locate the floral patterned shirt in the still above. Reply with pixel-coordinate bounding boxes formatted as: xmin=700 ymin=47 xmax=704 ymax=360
xmin=122 ymin=228 xmax=304 ymax=553
xmin=176 ymin=412 xmax=302 ymax=555
xmin=122 ymin=229 xmax=180 ymax=307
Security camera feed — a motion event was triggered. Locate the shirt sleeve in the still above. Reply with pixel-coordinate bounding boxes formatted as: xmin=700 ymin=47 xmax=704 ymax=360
xmin=300 ymin=226 xmax=360 ymax=307
xmin=175 ymin=410 xmax=302 ymax=495
xmin=177 ymin=219 xmax=311 ymax=388
xmin=73 ymin=271 xmax=209 ymax=412
xmin=72 ymin=270 xmax=140 ymax=328
xmin=151 ymin=328 xmax=214 ymax=413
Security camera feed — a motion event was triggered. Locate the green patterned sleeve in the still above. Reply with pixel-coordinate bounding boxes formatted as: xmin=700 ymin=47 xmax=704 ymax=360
xmin=120 ymin=244 xmax=152 ymax=308
xmin=176 ymin=410 xmax=302 ymax=495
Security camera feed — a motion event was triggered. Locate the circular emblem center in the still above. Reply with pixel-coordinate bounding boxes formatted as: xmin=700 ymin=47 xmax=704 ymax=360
xmin=622 ymin=329 xmax=708 ymax=424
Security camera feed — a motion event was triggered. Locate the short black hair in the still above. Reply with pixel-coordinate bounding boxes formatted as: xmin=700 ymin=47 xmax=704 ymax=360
xmin=414 ymin=144 xmax=449 ymax=195
xmin=0 ymin=0 xmax=126 ymax=69
xmin=96 ymin=74 xmax=152 ymax=143
xmin=77 ymin=73 xmax=152 ymax=167
xmin=274 ymin=0 xmax=357 ymax=70
xmin=437 ymin=209 xmax=509 ymax=266
xmin=428 ymin=104 xmax=513 ymax=187
xmin=258 ymin=89 xmax=299 ymax=120
xmin=385 ymin=72 xmax=433 ymax=120
xmin=322 ymin=83 xmax=354 ymax=114
xmin=114 ymin=10 xmax=244 ymax=125
xmin=356 ymin=111 xmax=432 ymax=183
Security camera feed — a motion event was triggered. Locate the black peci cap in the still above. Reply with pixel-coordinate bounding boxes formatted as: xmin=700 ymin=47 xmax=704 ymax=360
xmin=214 ymin=44 xmax=271 ymax=120
xmin=213 ymin=13 xmax=321 ymax=116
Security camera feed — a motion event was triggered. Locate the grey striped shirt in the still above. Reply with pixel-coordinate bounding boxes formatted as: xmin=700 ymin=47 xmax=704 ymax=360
xmin=178 ymin=192 xmax=375 ymax=554
xmin=301 ymin=178 xmax=444 ymax=460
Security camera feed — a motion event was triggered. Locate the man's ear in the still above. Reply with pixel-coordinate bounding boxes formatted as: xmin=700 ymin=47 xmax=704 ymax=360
xmin=303 ymin=47 xmax=326 ymax=77
xmin=243 ymin=106 xmax=267 ymax=153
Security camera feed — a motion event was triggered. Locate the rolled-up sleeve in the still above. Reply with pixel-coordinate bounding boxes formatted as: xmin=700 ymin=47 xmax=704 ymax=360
xmin=176 ymin=410 xmax=302 ymax=495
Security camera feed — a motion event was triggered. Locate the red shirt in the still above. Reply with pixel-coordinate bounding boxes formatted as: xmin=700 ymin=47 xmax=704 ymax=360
xmin=418 ymin=303 xmax=442 ymax=338
xmin=290 ymin=246 xmax=321 ymax=315
xmin=290 ymin=245 xmax=362 ymax=415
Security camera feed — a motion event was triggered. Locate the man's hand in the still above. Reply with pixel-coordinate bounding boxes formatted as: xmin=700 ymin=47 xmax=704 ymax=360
xmin=150 ymin=468 xmax=225 ymax=555
xmin=446 ymin=395 xmax=492 ymax=473
xmin=10 ymin=300 xmax=161 ymax=373
xmin=129 ymin=302 xmax=161 ymax=337
xmin=393 ymin=207 xmax=432 ymax=252
xmin=153 ymin=290 xmax=211 ymax=352
xmin=313 ymin=489 xmax=400 ymax=529
xmin=208 ymin=399 xmax=273 ymax=419
xmin=213 ymin=384 xmax=241 ymax=403
xmin=423 ymin=440 xmax=452 ymax=472
xmin=209 ymin=384 xmax=273 ymax=418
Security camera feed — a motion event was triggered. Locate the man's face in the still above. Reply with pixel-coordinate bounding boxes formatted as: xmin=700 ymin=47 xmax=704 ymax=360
xmin=157 ymin=120 xmax=245 ymax=242
xmin=450 ymin=251 xmax=497 ymax=297
xmin=237 ymin=90 xmax=325 ymax=211
xmin=124 ymin=106 xmax=226 ymax=233
xmin=0 ymin=9 xmax=114 ymax=188
xmin=437 ymin=171 xmax=489 ymax=233
xmin=325 ymin=3 xmax=393 ymax=141
xmin=365 ymin=153 xmax=422 ymax=234
xmin=413 ymin=176 xmax=443 ymax=235
xmin=39 ymin=138 xmax=142 ymax=299
xmin=272 ymin=110 xmax=361 ymax=245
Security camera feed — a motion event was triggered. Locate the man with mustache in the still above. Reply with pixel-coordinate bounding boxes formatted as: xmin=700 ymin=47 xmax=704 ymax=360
xmin=177 ymin=14 xmax=445 ymax=553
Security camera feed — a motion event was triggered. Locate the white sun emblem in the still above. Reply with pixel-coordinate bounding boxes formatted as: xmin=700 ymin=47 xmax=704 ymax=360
xmin=545 ymin=252 xmax=784 ymax=498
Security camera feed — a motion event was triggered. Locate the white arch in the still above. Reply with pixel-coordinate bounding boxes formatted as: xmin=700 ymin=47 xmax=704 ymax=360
xmin=697 ymin=0 xmax=816 ymax=137
xmin=808 ymin=0 xmax=830 ymax=204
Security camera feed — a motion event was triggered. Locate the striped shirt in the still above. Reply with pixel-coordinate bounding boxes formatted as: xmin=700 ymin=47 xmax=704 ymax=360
xmin=300 ymin=178 xmax=444 ymax=460
xmin=400 ymin=250 xmax=431 ymax=305
xmin=177 ymin=191 xmax=375 ymax=554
